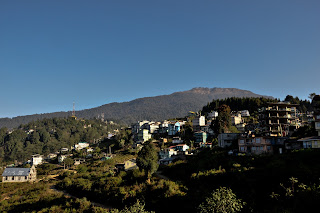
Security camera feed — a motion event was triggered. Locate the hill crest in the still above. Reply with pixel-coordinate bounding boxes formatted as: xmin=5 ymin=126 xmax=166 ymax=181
xmin=0 ymin=87 xmax=273 ymax=128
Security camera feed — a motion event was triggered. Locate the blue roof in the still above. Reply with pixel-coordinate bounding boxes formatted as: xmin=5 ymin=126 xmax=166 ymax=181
xmin=2 ymin=168 xmax=31 ymax=176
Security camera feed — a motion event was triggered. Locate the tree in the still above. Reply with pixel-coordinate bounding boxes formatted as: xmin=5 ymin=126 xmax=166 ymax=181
xmin=136 ymin=142 xmax=159 ymax=180
xmin=309 ymin=93 xmax=316 ymax=100
xmin=110 ymin=200 xmax=154 ymax=213
xmin=64 ymin=157 xmax=74 ymax=169
xmin=212 ymin=105 xmax=231 ymax=135
xmin=198 ymin=187 xmax=245 ymax=213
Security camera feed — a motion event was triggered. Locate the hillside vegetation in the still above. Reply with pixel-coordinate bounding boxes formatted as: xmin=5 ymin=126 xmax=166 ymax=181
xmin=0 ymin=117 xmax=122 ymax=163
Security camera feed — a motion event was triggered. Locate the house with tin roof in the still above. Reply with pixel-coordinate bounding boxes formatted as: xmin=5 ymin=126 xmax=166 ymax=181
xmin=2 ymin=165 xmax=36 ymax=182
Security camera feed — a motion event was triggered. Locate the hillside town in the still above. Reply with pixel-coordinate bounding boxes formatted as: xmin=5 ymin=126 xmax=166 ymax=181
xmin=1 ymin=95 xmax=320 ymax=213
xmin=2 ymin=96 xmax=320 ymax=180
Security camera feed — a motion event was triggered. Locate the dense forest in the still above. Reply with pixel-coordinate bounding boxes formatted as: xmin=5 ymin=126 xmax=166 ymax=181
xmin=0 ymin=117 xmax=123 ymax=163
xmin=201 ymin=95 xmax=313 ymax=115
xmin=0 ymin=87 xmax=272 ymax=128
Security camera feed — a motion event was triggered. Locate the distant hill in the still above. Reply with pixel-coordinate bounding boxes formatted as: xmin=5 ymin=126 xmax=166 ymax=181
xmin=0 ymin=87 xmax=273 ymax=128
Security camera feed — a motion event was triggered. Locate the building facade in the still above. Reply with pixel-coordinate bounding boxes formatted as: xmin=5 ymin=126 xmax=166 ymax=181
xmin=2 ymin=165 xmax=36 ymax=182
xmin=260 ymin=102 xmax=299 ymax=137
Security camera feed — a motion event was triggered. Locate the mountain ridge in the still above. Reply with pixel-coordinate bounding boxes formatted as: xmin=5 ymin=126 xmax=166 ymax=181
xmin=0 ymin=87 xmax=273 ymax=128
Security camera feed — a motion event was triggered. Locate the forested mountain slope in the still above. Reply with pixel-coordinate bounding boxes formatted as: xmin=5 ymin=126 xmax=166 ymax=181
xmin=0 ymin=87 xmax=272 ymax=128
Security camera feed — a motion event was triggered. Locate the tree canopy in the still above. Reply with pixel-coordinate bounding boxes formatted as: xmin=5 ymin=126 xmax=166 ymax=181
xmin=136 ymin=142 xmax=159 ymax=179
xmin=198 ymin=187 xmax=245 ymax=213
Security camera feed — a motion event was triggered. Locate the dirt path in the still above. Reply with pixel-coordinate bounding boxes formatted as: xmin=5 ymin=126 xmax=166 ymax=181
xmin=155 ymin=170 xmax=170 ymax=180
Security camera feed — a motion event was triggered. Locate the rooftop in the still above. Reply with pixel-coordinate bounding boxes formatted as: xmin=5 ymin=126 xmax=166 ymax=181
xmin=2 ymin=168 xmax=31 ymax=176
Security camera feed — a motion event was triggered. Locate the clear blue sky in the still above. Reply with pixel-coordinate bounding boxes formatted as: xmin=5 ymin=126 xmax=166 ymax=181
xmin=1 ymin=0 xmax=320 ymax=118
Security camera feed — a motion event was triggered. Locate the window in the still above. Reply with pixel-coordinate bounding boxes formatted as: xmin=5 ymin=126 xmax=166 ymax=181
xmin=240 ymin=147 xmax=245 ymax=151
xmin=12 ymin=176 xmax=14 ymax=180
xmin=18 ymin=177 xmax=21 ymax=181
xmin=260 ymin=146 xmax=263 ymax=151
xmin=267 ymin=146 xmax=271 ymax=150
xmin=240 ymin=139 xmax=244 ymax=144
xmin=252 ymin=147 xmax=256 ymax=151
xmin=25 ymin=176 xmax=27 ymax=180
xmin=5 ymin=176 xmax=8 ymax=180
xmin=256 ymin=138 xmax=261 ymax=143
xmin=303 ymin=142 xmax=312 ymax=148
xmin=316 ymin=122 xmax=320 ymax=128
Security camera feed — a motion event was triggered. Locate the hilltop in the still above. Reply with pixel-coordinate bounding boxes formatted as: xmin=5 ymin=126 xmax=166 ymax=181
xmin=0 ymin=87 xmax=273 ymax=128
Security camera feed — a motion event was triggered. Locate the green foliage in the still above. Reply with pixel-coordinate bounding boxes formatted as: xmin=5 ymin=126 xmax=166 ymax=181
xmin=191 ymin=168 xmax=226 ymax=179
xmin=109 ymin=200 xmax=154 ymax=213
xmin=198 ymin=187 xmax=245 ymax=213
xmin=0 ymin=117 xmax=122 ymax=163
xmin=270 ymin=177 xmax=320 ymax=212
xmin=77 ymin=164 xmax=88 ymax=173
xmin=0 ymin=182 xmax=102 ymax=213
xmin=212 ymin=105 xmax=231 ymax=134
xmin=202 ymin=97 xmax=277 ymax=116
xmin=136 ymin=143 xmax=159 ymax=179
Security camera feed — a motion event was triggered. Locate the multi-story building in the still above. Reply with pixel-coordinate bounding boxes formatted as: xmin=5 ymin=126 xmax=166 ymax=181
xmin=313 ymin=95 xmax=320 ymax=136
xmin=208 ymin=111 xmax=218 ymax=120
xmin=231 ymin=113 xmax=242 ymax=125
xmin=192 ymin=116 xmax=206 ymax=131
xmin=238 ymin=136 xmax=273 ymax=155
xmin=137 ymin=129 xmax=152 ymax=142
xmin=168 ymin=122 xmax=181 ymax=136
xmin=194 ymin=131 xmax=208 ymax=143
xmin=218 ymin=133 xmax=241 ymax=148
xmin=260 ymin=102 xmax=299 ymax=137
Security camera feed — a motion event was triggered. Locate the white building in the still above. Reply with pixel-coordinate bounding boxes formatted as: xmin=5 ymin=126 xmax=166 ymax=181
xmin=193 ymin=116 xmax=206 ymax=126
xmin=231 ymin=114 xmax=242 ymax=125
xmin=31 ymin=154 xmax=44 ymax=166
xmin=137 ymin=129 xmax=152 ymax=142
xmin=241 ymin=110 xmax=250 ymax=117
xmin=159 ymin=147 xmax=177 ymax=160
xmin=208 ymin=111 xmax=219 ymax=120
xmin=73 ymin=142 xmax=90 ymax=150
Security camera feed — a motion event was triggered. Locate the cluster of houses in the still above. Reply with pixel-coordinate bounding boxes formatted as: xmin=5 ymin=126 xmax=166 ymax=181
xmin=1 ymin=142 xmax=93 ymax=183
xmin=130 ymin=101 xmax=320 ymax=162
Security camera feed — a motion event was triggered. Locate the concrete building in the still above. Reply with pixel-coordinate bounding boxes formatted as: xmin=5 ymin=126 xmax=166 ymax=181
xmin=73 ymin=142 xmax=90 ymax=150
xmin=260 ymin=102 xmax=299 ymax=137
xmin=313 ymin=95 xmax=320 ymax=136
xmin=218 ymin=133 xmax=241 ymax=148
xmin=241 ymin=110 xmax=250 ymax=117
xmin=159 ymin=147 xmax=177 ymax=160
xmin=298 ymin=136 xmax=320 ymax=149
xmin=238 ymin=136 xmax=273 ymax=155
xmin=193 ymin=116 xmax=206 ymax=131
xmin=175 ymin=144 xmax=189 ymax=152
xmin=168 ymin=122 xmax=181 ymax=136
xmin=194 ymin=131 xmax=208 ymax=143
xmin=2 ymin=165 xmax=36 ymax=182
xmin=137 ymin=129 xmax=152 ymax=142
xmin=208 ymin=111 xmax=218 ymax=120
xmin=231 ymin=113 xmax=242 ymax=125
xmin=31 ymin=154 xmax=44 ymax=166
xmin=116 ymin=159 xmax=138 ymax=171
